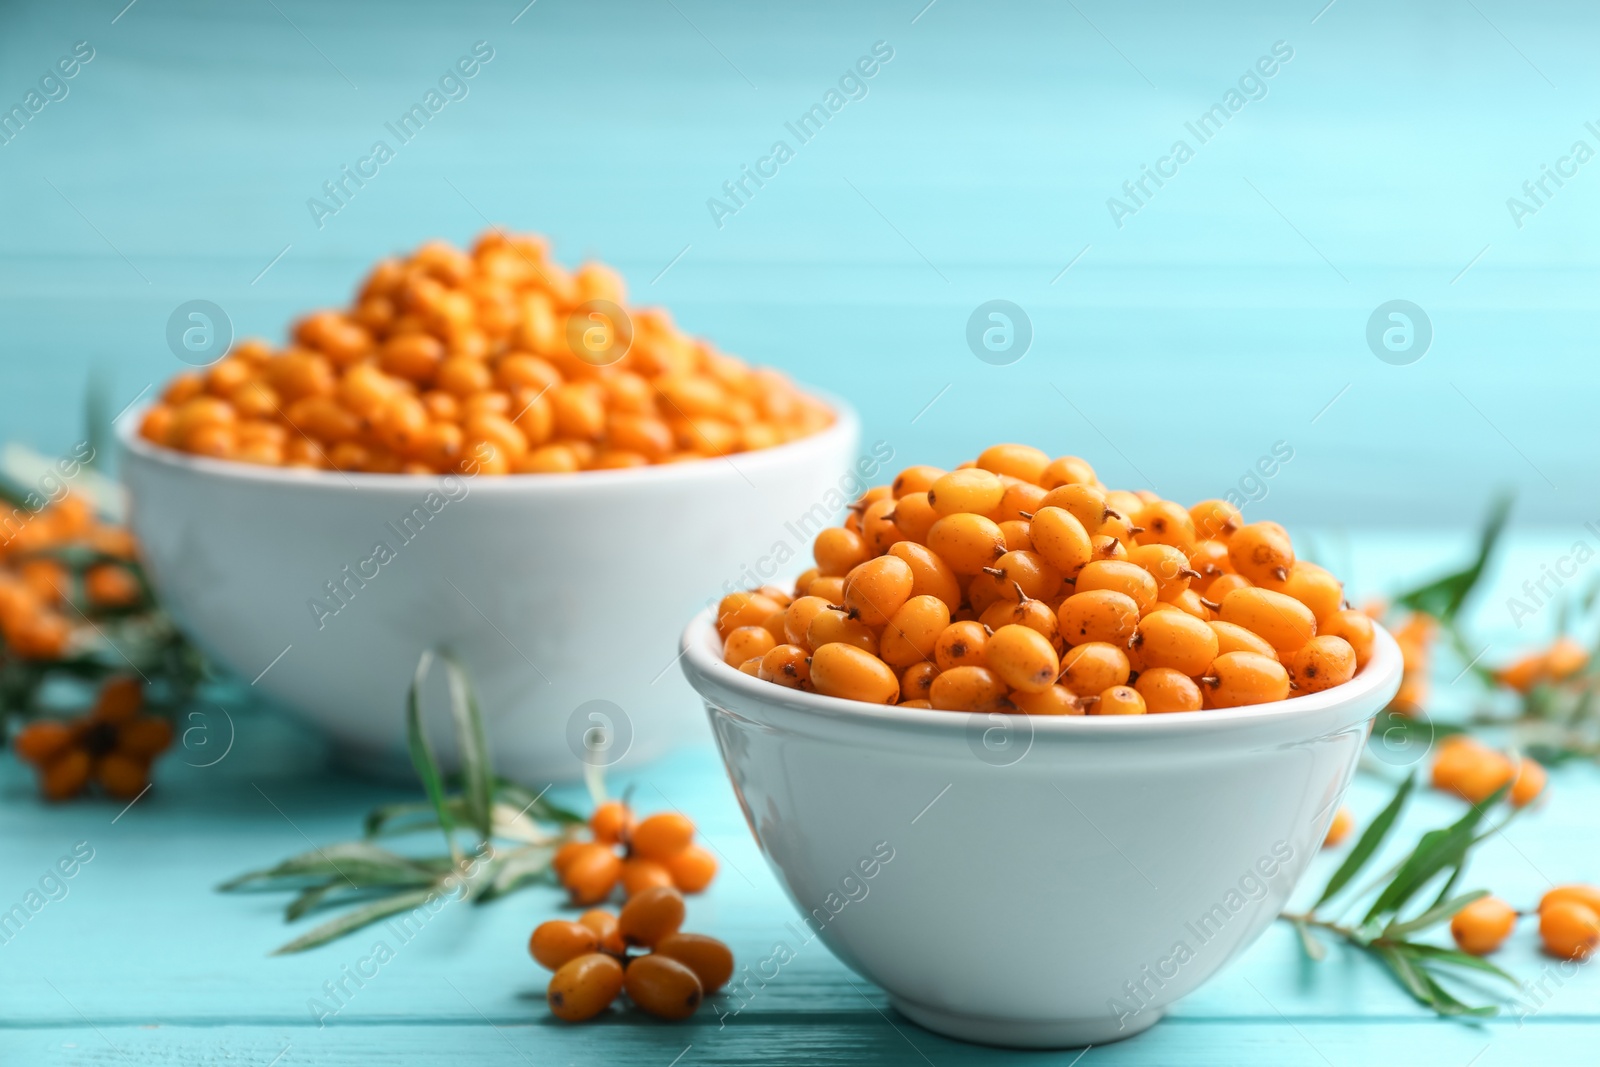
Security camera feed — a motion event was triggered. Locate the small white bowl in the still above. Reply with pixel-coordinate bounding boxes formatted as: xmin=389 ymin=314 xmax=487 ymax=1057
xmin=680 ymin=610 xmax=1402 ymax=1048
xmin=116 ymin=400 xmax=861 ymax=781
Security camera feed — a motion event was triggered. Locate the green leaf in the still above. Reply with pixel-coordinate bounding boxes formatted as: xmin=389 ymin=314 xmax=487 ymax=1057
xmin=406 ymin=650 xmax=460 ymax=864
xmin=285 ymin=883 xmax=342 ymax=921
xmin=271 ymin=886 xmax=438 ymax=955
xmin=1315 ymin=774 xmax=1415 ymax=909
xmin=1398 ymin=942 xmax=1519 ymax=984
xmin=442 ymin=652 xmax=494 ymax=843
xmin=1376 ymin=944 xmax=1434 ymax=1006
xmin=363 ymin=798 xmax=473 ymax=839
xmin=1392 ymin=493 xmax=1511 ymax=624
xmin=1382 ymin=890 xmax=1486 ymax=939
xmin=1413 ymin=965 xmax=1498 ymax=1018
xmin=218 ymin=841 xmax=437 ymax=891
xmin=1292 ymin=920 xmax=1327 ymax=962
xmin=1362 ymin=784 xmax=1508 ymax=927
xmin=476 ymin=845 xmax=557 ymax=902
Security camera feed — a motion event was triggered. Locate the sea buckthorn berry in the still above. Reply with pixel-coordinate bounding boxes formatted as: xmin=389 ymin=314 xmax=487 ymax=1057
xmin=41 ymin=749 xmax=91 ymax=801
xmin=1075 ymin=560 xmax=1158 ymax=613
xmin=623 ymin=953 xmax=703 ymax=1021
xmin=843 ymin=556 xmax=915 ymax=627
xmin=926 ymin=514 xmax=1007 ymax=575
xmin=1094 ymin=685 xmax=1146 ymax=716
xmin=759 ymin=610 xmax=787 ymax=643
xmin=1218 ymin=587 xmax=1316 ymax=655
xmin=13 ymin=721 xmax=73 ymax=765
xmin=976 ymin=443 xmax=1050 ymax=484
xmin=717 ymin=592 xmax=782 ymax=640
xmin=813 ymin=527 xmax=871 ymax=577
xmin=654 ymin=932 xmax=735 ymax=993
xmin=1160 ymin=587 xmax=1212 ymax=621
xmin=998 ymin=520 xmax=1033 ymax=553
xmin=632 ymin=813 xmax=696 ymax=862
xmin=1039 ymin=483 xmax=1110 ymax=535
xmin=807 ymin=608 xmax=878 ymax=656
xmin=1009 ymin=685 xmax=1084 ymax=715
xmin=901 ymin=661 xmax=939 ymax=702
xmin=1134 ymin=500 xmax=1197 ymax=553
xmin=1278 ymin=562 xmax=1343 ymax=624
xmin=1320 ymin=609 xmax=1375 ymax=669
xmin=1209 ymin=620 xmax=1279 ymax=660
xmin=965 ymin=571 xmax=1007 ymax=617
xmin=990 ymin=550 xmax=1063 ymax=603
xmin=1200 ymin=651 xmax=1291 ymax=708
xmin=1540 ymin=885 xmax=1600 ymax=916
xmin=1323 ymin=807 xmax=1354 ymax=847
xmin=1134 ymin=668 xmax=1203 ymax=714
xmin=1058 ymin=642 xmax=1131 ymax=697
xmin=1511 ymin=757 xmax=1547 ymax=807
xmin=928 ymin=665 xmax=1009 ymax=712
xmin=1206 ymin=573 xmax=1252 ymax=602
xmin=663 ymin=844 xmax=718 ymax=893
xmin=1039 ymin=455 xmax=1096 ymax=489
xmin=530 ymin=920 xmax=602 ymax=970
xmin=887 ymin=541 xmax=963 ymax=610
xmin=95 ymin=676 xmax=144 ymax=723
xmin=893 ymin=465 xmax=945 ymax=497
xmin=591 ymin=800 xmax=634 ymax=844
xmin=1189 ymin=499 xmax=1242 ymax=541
xmin=622 ymin=858 xmax=676 ymax=898
xmin=928 ymin=468 xmax=1006 ymax=518
xmin=985 ymin=624 xmax=1061 ymax=694
xmin=860 ymin=497 xmax=907 ymax=554
xmin=1288 ymin=635 xmax=1356 ymax=693
xmin=1057 ymin=590 xmax=1140 ymax=648
xmin=1540 ymin=900 xmax=1600 ymax=961
xmin=618 ymin=885 xmax=686 ymax=948
xmin=1133 ymin=610 xmax=1220 ymax=677
xmin=996 ymin=482 xmax=1047 ymax=524
xmin=1450 ymin=896 xmax=1517 ymax=956
xmin=548 ymin=953 xmax=625 ymax=1022
xmin=95 ymin=753 xmax=147 ymax=800
xmin=1448 ymin=749 xmax=1514 ymax=804
xmin=1545 ymin=635 xmax=1589 ymax=679
xmin=890 ymin=492 xmax=939 ymax=543
xmin=1129 ymin=544 xmax=1194 ymax=596
xmin=723 ymin=625 xmax=777 ymax=667
xmin=934 ymin=620 xmax=990 ymax=672
xmin=1090 ymin=534 xmax=1129 ymax=562
xmin=579 ymin=909 xmax=626 ymax=954
xmin=552 ymin=841 xmax=586 ymax=877
xmin=1228 ymin=521 xmax=1296 ymax=585
xmin=980 ymin=596 xmax=1060 ymax=647
xmin=809 ymin=644 xmax=898 ymax=704
xmin=562 ymin=842 xmax=623 ymax=904
xmin=879 ymin=595 xmax=951 ymax=669
xmin=784 ymin=596 xmax=832 ymax=648
xmin=1188 ymin=539 xmax=1233 ymax=588
xmin=759 ymin=644 xmax=812 ymax=688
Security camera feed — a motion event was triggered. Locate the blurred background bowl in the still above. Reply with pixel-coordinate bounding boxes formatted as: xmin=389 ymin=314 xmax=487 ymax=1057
xmin=681 ymin=607 xmax=1403 ymax=1048
xmin=118 ymin=399 xmax=859 ymax=781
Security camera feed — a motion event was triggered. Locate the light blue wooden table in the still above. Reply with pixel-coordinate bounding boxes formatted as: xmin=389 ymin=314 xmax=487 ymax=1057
xmin=4 ymin=0 xmax=1600 ymax=1061
xmin=2 ymin=532 xmax=1599 ymax=1065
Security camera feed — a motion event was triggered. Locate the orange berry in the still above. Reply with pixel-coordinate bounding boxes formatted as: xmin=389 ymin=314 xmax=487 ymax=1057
xmin=723 ymin=625 xmax=777 ymax=667
xmin=663 ymin=843 xmax=719 ymax=893
xmin=1218 ymin=587 xmax=1316 ymax=656
xmin=41 ymin=749 xmax=91 ymax=801
xmin=1289 ymin=635 xmax=1357 ymax=694
xmin=13 ymin=721 xmax=73 ymax=766
xmin=621 ymin=858 xmax=676 ymax=898
xmin=984 ymin=624 xmax=1060 ymax=694
xmin=547 ymin=953 xmax=625 ymax=1021
xmin=926 ymin=513 xmax=1007 ymax=575
xmin=1228 ymin=521 xmax=1295 ymax=585
xmin=1322 ymin=806 xmax=1354 ymax=847
xmin=654 ymin=932 xmax=734 ymax=993
xmin=1058 ymin=641 xmax=1131 ymax=697
xmin=1135 ymin=668 xmax=1203 ymax=714
xmin=1321 ymin=609 xmax=1375 ymax=669
xmin=562 ymin=842 xmax=622 ymax=905
xmin=1057 ymin=589 xmax=1140 ymax=648
xmin=590 ymin=800 xmax=634 ymax=844
xmin=578 ymin=908 xmax=625 ymax=953
xmin=623 ymin=952 xmax=703 ymax=1020
xmin=530 ymin=920 xmax=601 ymax=970
xmin=618 ymin=884 xmax=686 ymax=948
xmin=1511 ymin=757 xmax=1547 ymax=807
xmin=84 ymin=565 xmax=142 ymax=608
xmin=1540 ymin=900 xmax=1600 ymax=961
xmin=631 ymin=812 xmax=696 ymax=862
xmin=809 ymin=644 xmax=898 ymax=704
xmin=94 ymin=676 xmax=144 ymax=723
xmin=928 ymin=665 xmax=1009 ymax=712
xmin=1200 ymin=651 xmax=1291 ymax=707
xmin=842 ymin=555 xmax=914 ymax=628
xmin=1133 ymin=610 xmax=1219 ymax=677
xmin=1541 ymin=885 xmax=1600 ymax=916
xmin=1008 ymin=685 xmax=1084 ymax=715
xmin=1450 ymin=896 xmax=1517 ymax=956
xmin=119 ymin=717 xmax=174 ymax=758
xmin=1093 ymin=685 xmax=1146 ymax=716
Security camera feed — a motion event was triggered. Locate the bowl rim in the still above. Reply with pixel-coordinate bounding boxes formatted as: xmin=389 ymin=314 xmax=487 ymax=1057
xmin=680 ymin=605 xmax=1403 ymax=739
xmin=115 ymin=388 xmax=860 ymax=494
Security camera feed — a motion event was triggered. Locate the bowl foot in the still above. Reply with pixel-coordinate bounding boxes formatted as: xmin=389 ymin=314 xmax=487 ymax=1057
xmin=890 ymin=995 xmax=1162 ymax=1049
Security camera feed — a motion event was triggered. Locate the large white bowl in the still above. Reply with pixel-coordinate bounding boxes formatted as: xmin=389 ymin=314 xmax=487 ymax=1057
xmin=117 ymin=401 xmax=861 ymax=781
xmin=681 ymin=610 xmax=1403 ymax=1048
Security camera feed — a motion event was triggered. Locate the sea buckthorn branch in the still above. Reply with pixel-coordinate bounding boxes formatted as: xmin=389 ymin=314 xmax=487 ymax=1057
xmin=1282 ymin=774 xmax=1522 ymax=1016
xmin=221 ymin=648 xmax=589 ymax=954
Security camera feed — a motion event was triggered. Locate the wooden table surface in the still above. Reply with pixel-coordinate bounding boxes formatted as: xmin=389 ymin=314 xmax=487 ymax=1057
xmin=2 ymin=531 xmax=1598 ymax=1066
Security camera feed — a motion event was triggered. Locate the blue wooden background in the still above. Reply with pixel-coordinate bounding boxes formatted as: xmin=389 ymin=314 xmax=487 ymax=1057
xmin=4 ymin=0 xmax=1600 ymax=1063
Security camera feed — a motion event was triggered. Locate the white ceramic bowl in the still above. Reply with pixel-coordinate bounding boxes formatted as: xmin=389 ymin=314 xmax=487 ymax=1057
xmin=117 ymin=401 xmax=861 ymax=781
xmin=681 ymin=611 xmax=1403 ymax=1048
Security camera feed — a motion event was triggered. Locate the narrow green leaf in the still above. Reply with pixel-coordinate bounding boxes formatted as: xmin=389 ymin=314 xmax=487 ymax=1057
xmin=1362 ymin=784 xmax=1508 ymax=926
xmin=1376 ymin=945 xmax=1435 ymax=1007
xmin=218 ymin=842 xmax=437 ymax=891
xmin=1293 ymin=920 xmax=1327 ymax=962
xmin=364 ymin=798 xmax=472 ymax=839
xmin=1315 ymin=774 xmax=1415 ymax=909
xmin=1382 ymin=890 xmax=1487 ymax=939
xmin=406 ymin=650 xmax=461 ymax=864
xmin=1413 ymin=967 xmax=1498 ymax=1018
xmin=271 ymin=886 xmax=438 ymax=955
xmin=1392 ymin=493 xmax=1511 ymax=624
xmin=1397 ymin=942 xmax=1519 ymax=984
xmin=442 ymin=652 xmax=494 ymax=843
xmin=286 ymin=883 xmax=342 ymax=921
